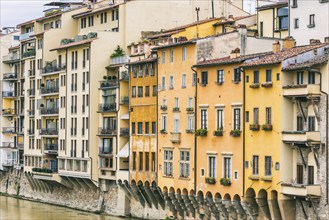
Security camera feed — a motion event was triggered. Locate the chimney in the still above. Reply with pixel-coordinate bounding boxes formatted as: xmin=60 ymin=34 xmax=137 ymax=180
xmin=282 ymin=37 xmax=296 ymax=49
xmin=310 ymin=39 xmax=321 ymax=45
xmin=230 ymin=48 xmax=241 ymax=59
xmin=273 ymin=41 xmax=281 ymax=53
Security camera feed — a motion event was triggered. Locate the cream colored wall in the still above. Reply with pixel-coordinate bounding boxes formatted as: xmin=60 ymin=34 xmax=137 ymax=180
xmin=258 ymin=9 xmax=274 ymax=38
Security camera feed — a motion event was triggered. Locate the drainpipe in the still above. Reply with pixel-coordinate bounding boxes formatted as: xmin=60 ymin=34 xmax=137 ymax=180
xmin=241 ymin=67 xmax=246 ymax=198
xmin=309 ymin=68 xmax=328 ymax=204
xmin=191 ymin=66 xmax=198 ymax=194
xmin=124 ymin=64 xmax=130 ymax=184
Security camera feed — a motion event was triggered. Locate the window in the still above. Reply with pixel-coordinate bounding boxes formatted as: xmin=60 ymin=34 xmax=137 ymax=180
xmin=161 ymin=115 xmax=167 ymax=131
xmin=187 ymin=116 xmax=194 ymax=131
xmin=253 ymin=108 xmax=259 ymax=124
xmin=297 ymin=164 xmax=303 ymax=184
xmin=132 ymin=122 xmax=136 ymax=135
xmin=100 ymin=12 xmax=107 ymax=24
xmin=308 ymin=166 xmax=314 ymax=184
xmin=132 ymin=152 xmax=136 ymax=170
xmin=276 ymin=73 xmax=280 ymax=81
xmin=139 ymin=152 xmax=143 ymax=171
xmin=145 ymin=152 xmax=149 ymax=171
xmin=233 ymin=108 xmax=241 ymax=130
xmin=245 ymin=111 xmax=249 ymax=123
xmin=201 ymin=71 xmax=208 ymax=85
xmin=201 ymin=109 xmax=208 ymax=129
xmin=164 ymin=150 xmax=173 ymax=176
xmin=223 ymin=157 xmax=231 ymax=179
xmin=294 ymin=18 xmax=299 ymax=29
xmin=174 ymin=97 xmax=179 ymax=108
xmin=81 ymin=17 xmax=87 ymax=29
xmin=88 ymin=16 xmax=94 ymax=27
xmin=265 ymin=156 xmax=272 ymax=176
xmin=170 ymin=49 xmax=174 ymax=63
xmin=297 ymin=116 xmax=304 ymax=131
xmin=234 ymin=68 xmax=241 ymax=83
xmin=253 ymin=70 xmax=259 ymax=83
xmin=152 ymin=122 xmax=156 ymax=134
xmin=138 ymin=66 xmax=142 ymax=77
xmin=182 ymin=47 xmax=187 ymax=61
xmin=308 ymin=116 xmax=316 ymax=131
xmin=188 ymin=98 xmax=193 ymax=108
xmin=192 ymin=73 xmax=197 ymax=86
xmin=150 ymin=64 xmax=155 ymax=76
xmin=37 ymin=39 xmax=43 ymax=49
xmin=277 ymin=7 xmax=288 ymax=29
xmin=217 ymin=70 xmax=224 ymax=83
xmin=132 ymin=86 xmax=136 ymax=97
xmin=292 ymin=0 xmax=298 ymax=7
xmin=162 ymin=51 xmax=166 ymax=64
xmin=216 ymin=109 xmax=224 ymax=130
xmin=308 ymin=71 xmax=315 ymax=84
xmin=152 ymin=85 xmax=157 ymax=96
xmin=145 ymin=122 xmax=149 ymax=134
xmin=260 ymin=21 xmax=263 ymax=37
xmin=266 ymin=107 xmax=271 ymax=125
xmin=252 ymin=156 xmax=259 ymax=175
xmin=179 ymin=151 xmax=190 ymax=178
xmin=138 ymin=122 xmax=143 ymax=134
xmin=132 ymin=66 xmax=137 ymax=78
xmin=174 ymin=117 xmax=180 ymax=132
xmin=208 ymin=156 xmax=216 ymax=178
xmin=266 ymin=69 xmax=272 ymax=82
xmin=161 ymin=76 xmax=166 ymax=90
xmin=297 ymin=71 xmax=304 ymax=84
xmin=182 ymin=74 xmax=186 ymax=88
xmin=145 ymin=86 xmax=150 ymax=97
xmin=169 ymin=76 xmax=174 ymax=89
xmin=137 ymin=86 xmax=143 ymax=97
xmin=144 ymin=64 xmax=149 ymax=77
xmin=308 ymin=14 xmax=315 ymax=28
xmin=151 ymin=152 xmax=156 ymax=172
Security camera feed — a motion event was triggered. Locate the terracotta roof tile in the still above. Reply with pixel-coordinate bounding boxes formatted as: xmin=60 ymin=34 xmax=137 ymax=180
xmin=128 ymin=57 xmax=157 ymax=65
xmin=152 ymin=39 xmax=196 ymax=50
xmin=50 ymin=39 xmax=93 ymax=51
xmin=256 ymin=1 xmax=288 ymax=11
xmin=282 ymin=55 xmax=329 ymax=71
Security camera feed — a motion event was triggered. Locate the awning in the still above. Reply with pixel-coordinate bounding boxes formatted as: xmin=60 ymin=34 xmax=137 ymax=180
xmin=116 ymin=142 xmax=129 ymax=158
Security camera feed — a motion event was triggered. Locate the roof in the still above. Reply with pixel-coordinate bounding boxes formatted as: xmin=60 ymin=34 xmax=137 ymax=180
xmin=242 ymin=44 xmax=329 ymax=67
xmin=30 ymin=31 xmax=45 ymax=37
xmin=44 ymin=1 xmax=83 ymax=7
xmin=17 ymin=19 xmax=35 ymax=28
xmin=72 ymin=4 xmax=120 ymax=19
xmin=282 ymin=55 xmax=329 ymax=71
xmin=152 ymin=39 xmax=196 ymax=50
xmin=148 ymin=30 xmax=180 ymax=40
xmin=193 ymin=51 xmax=273 ymax=67
xmin=128 ymin=57 xmax=157 ymax=65
xmin=36 ymin=12 xmax=62 ymax=22
xmin=256 ymin=1 xmax=288 ymax=11
xmin=50 ymin=39 xmax=93 ymax=51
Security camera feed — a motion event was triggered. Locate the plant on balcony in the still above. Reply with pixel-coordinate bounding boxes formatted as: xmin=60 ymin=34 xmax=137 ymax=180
xmin=249 ymin=124 xmax=260 ymax=131
xmin=32 ymin=167 xmax=53 ymax=173
xmin=205 ymin=177 xmax=216 ymax=184
xmin=213 ymin=129 xmax=224 ymax=136
xmin=262 ymin=124 xmax=273 ymax=131
xmin=230 ymin=129 xmax=241 ymax=137
xmin=249 ymin=83 xmax=260 ymax=88
xmin=160 ymin=105 xmax=167 ymax=110
xmin=195 ymin=128 xmax=207 ymax=137
xmin=186 ymin=107 xmax=194 ymax=111
xmin=173 ymin=107 xmax=180 ymax=112
xmin=186 ymin=129 xmax=194 ymax=133
xmin=40 ymin=104 xmax=44 ymax=108
xmin=160 ymin=129 xmax=167 ymax=134
xmin=261 ymin=82 xmax=273 ymax=88
xmin=110 ymin=45 xmax=125 ymax=58
xmin=220 ymin=177 xmax=231 ymax=186
xmin=103 ymin=76 xmax=108 ymax=80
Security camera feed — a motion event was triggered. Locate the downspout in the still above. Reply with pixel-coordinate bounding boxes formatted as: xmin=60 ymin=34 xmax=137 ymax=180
xmin=155 ymin=60 xmax=159 ymax=184
xmin=191 ymin=66 xmax=197 ymax=193
xmin=272 ymin=8 xmax=275 ymax=38
xmin=309 ymin=68 xmax=328 ymax=204
xmin=288 ymin=0 xmax=291 ymax=36
xmin=124 ymin=63 xmax=130 ymax=183
xmin=241 ymin=67 xmax=246 ymax=197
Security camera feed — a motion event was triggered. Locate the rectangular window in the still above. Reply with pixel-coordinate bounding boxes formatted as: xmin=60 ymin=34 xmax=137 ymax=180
xmin=266 ymin=69 xmax=272 ymax=82
xmin=216 ymin=109 xmax=224 ymax=130
xmin=132 ymin=152 xmax=136 ymax=170
xmin=297 ymin=116 xmax=304 ymax=131
xmin=309 ymin=14 xmax=315 ymax=27
xmin=152 ymin=122 xmax=156 ymax=134
xmin=182 ymin=74 xmax=186 ymax=88
xmin=182 ymin=47 xmax=187 ymax=61
xmin=233 ymin=108 xmax=241 ymax=130
xmin=152 ymin=85 xmax=157 ymax=96
xmin=308 ymin=166 xmax=314 ymax=184
xmin=266 ymin=107 xmax=271 ymax=124
xmin=252 ymin=155 xmax=259 ymax=175
xmin=217 ymin=70 xmax=224 ymax=83
xmin=145 ymin=122 xmax=149 ymax=134
xmin=132 ymin=122 xmax=136 ymax=135
xmin=138 ymin=65 xmax=142 ymax=77
xmin=245 ymin=111 xmax=249 ymax=123
xmin=170 ymin=49 xmax=174 ymax=63
xmin=169 ymin=76 xmax=174 ymax=89
xmin=308 ymin=116 xmax=316 ymax=131
xmin=161 ymin=115 xmax=167 ymax=131
xmin=164 ymin=150 xmax=173 ymax=176
xmin=277 ymin=7 xmax=288 ymax=29
xmin=297 ymin=71 xmax=304 ymax=84
xmin=294 ymin=18 xmax=299 ymax=29
xmin=145 ymin=86 xmax=150 ymax=97
xmin=308 ymin=71 xmax=315 ymax=84
xmin=192 ymin=73 xmax=197 ymax=86
xmin=292 ymin=0 xmax=298 ymax=7
xmin=145 ymin=152 xmax=149 ymax=171
xmin=188 ymin=98 xmax=193 ymax=108
xmin=187 ymin=116 xmax=194 ymax=131
xmin=201 ymin=109 xmax=208 ymax=129
xmin=137 ymin=86 xmax=143 ymax=97
xmin=253 ymin=108 xmax=259 ymax=124
xmin=139 ymin=152 xmax=143 ymax=171
xmin=161 ymin=76 xmax=166 ymax=90
xmin=174 ymin=118 xmax=180 ymax=132
xmin=162 ymin=51 xmax=166 ymax=64
xmin=201 ymin=71 xmax=208 ymax=85
xmin=223 ymin=157 xmax=231 ymax=179
xmin=179 ymin=151 xmax=190 ymax=178
xmin=138 ymin=122 xmax=143 ymax=134
xmin=234 ymin=68 xmax=241 ymax=83
xmin=132 ymin=86 xmax=136 ymax=98
xmin=174 ymin=97 xmax=179 ymax=108
xmin=253 ymin=70 xmax=259 ymax=83
xmin=297 ymin=164 xmax=303 ymax=184
xmin=209 ymin=156 xmax=216 ymax=178
xmin=151 ymin=152 xmax=156 ymax=172
xmin=265 ymin=156 xmax=272 ymax=176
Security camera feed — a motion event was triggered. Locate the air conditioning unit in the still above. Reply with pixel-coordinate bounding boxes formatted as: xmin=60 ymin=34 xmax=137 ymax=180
xmin=109 ymin=0 xmax=114 ymax=5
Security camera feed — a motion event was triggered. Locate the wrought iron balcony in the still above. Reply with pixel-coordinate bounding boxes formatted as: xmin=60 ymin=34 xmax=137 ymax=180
xmin=3 ymin=73 xmax=18 ymax=81
xmin=98 ymin=127 xmax=117 ymax=136
xmin=98 ymin=103 xmax=117 ymax=113
xmin=2 ymin=127 xmax=17 ymax=134
xmin=0 ymin=142 xmax=15 ymax=149
xmin=120 ymin=96 xmax=129 ymax=105
xmin=39 ymin=128 xmax=58 ymax=136
xmin=2 ymin=108 xmax=16 ymax=116
xmin=40 ymin=107 xmax=59 ymax=115
xmin=22 ymin=50 xmax=35 ymax=58
xmin=41 ymin=64 xmax=66 ymax=75
xmin=44 ymin=143 xmax=58 ymax=154
xmin=40 ymin=86 xmax=59 ymax=95
xmin=2 ymin=53 xmax=20 ymax=64
xmin=120 ymin=128 xmax=129 ymax=136
xmin=99 ymin=80 xmax=118 ymax=89
xmin=99 ymin=146 xmax=113 ymax=155
xmin=2 ymin=91 xmax=16 ymax=98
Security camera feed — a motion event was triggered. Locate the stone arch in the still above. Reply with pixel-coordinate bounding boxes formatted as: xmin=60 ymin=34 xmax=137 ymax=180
xmin=214 ymin=193 xmax=222 ymax=200
xmin=162 ymin=186 xmax=168 ymax=193
xmin=245 ymin=188 xmax=256 ymax=198
xmin=205 ymin=191 xmax=213 ymax=199
xmin=224 ymin=193 xmax=231 ymax=201
xmin=245 ymin=188 xmax=258 ymax=217
xmin=144 ymin=181 xmax=150 ymax=187
xmin=189 ymin=189 xmax=195 ymax=196
xmin=233 ymin=194 xmax=241 ymax=201
xmin=131 ymin=179 xmax=137 ymax=185
xmin=269 ymin=190 xmax=282 ymax=220
xmin=176 ymin=188 xmax=181 ymax=194
xmin=137 ymin=180 xmax=143 ymax=187
xmin=182 ymin=188 xmax=188 ymax=195
xmin=197 ymin=190 xmax=204 ymax=197
xmin=257 ymin=189 xmax=271 ymax=219
xmin=258 ymin=189 xmax=267 ymax=199
xmin=169 ymin=187 xmax=175 ymax=194
xmin=151 ymin=181 xmax=157 ymax=188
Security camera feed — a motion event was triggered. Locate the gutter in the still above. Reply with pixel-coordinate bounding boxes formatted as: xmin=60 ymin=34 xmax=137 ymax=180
xmin=191 ymin=66 xmax=198 ymax=193
xmin=241 ymin=67 xmax=246 ymax=198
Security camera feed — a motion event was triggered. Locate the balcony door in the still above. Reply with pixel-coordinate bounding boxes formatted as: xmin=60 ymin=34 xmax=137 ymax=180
xmin=103 ymin=138 xmax=113 ymax=154
xmin=103 ymin=117 xmax=116 ymax=130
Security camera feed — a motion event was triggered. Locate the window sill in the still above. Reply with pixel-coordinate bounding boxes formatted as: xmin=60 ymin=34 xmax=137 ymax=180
xmin=178 ymin=177 xmax=190 ymax=180
xmin=248 ymin=175 xmax=260 ymax=180
xmin=162 ymin=175 xmax=174 ymax=179
xmin=291 ymin=5 xmax=297 ymax=8
xmin=261 ymin=176 xmax=273 ymax=182
xmin=307 ymin=24 xmax=315 ymax=28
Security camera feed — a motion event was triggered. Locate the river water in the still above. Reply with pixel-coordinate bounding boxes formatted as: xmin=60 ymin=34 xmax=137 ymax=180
xmin=0 ymin=195 xmax=130 ymax=220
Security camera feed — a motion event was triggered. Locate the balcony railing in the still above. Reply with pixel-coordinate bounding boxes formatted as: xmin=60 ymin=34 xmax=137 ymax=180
xmin=98 ymin=127 xmax=117 ymax=136
xmin=2 ymin=91 xmax=16 ymax=98
xmin=3 ymin=73 xmax=18 ymax=81
xmin=39 ymin=128 xmax=58 ymax=136
xmin=44 ymin=143 xmax=58 ymax=154
xmin=40 ymin=108 xmax=59 ymax=115
xmin=41 ymin=64 xmax=66 ymax=74
xmin=282 ymin=131 xmax=321 ymax=144
xmin=110 ymin=55 xmax=128 ymax=65
xmin=98 ymin=103 xmax=117 ymax=113
xmin=99 ymin=146 xmax=113 ymax=155
xmin=20 ymin=31 xmax=34 ymax=41
xmin=282 ymin=84 xmax=321 ymax=98
xmin=40 ymin=86 xmax=59 ymax=95
xmin=120 ymin=128 xmax=129 ymax=136
xmin=2 ymin=159 xmax=16 ymax=167
xmin=22 ymin=50 xmax=36 ymax=58
xmin=120 ymin=96 xmax=129 ymax=105
xmin=99 ymin=80 xmax=118 ymax=89
xmin=170 ymin=132 xmax=181 ymax=143
xmin=281 ymin=183 xmax=321 ymax=197
xmin=2 ymin=127 xmax=17 ymax=134
xmin=2 ymin=53 xmax=20 ymax=63
xmin=0 ymin=142 xmax=15 ymax=148
xmin=28 ymin=69 xmax=35 ymax=77
xmin=2 ymin=108 xmax=16 ymax=116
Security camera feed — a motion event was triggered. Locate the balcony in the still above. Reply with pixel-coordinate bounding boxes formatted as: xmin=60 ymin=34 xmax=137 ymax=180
xmin=2 ymin=127 xmax=17 ymax=134
xmin=41 ymin=64 xmax=66 ymax=75
xmin=44 ymin=143 xmax=58 ymax=154
xmin=40 ymin=107 xmax=59 ymax=115
xmin=3 ymin=73 xmax=18 ymax=81
xmin=2 ymin=53 xmax=20 ymax=64
xmin=281 ymin=183 xmax=321 ymax=198
xmin=282 ymin=131 xmax=321 ymax=144
xmin=120 ymin=128 xmax=129 ymax=136
xmin=98 ymin=127 xmax=117 ymax=136
xmin=20 ymin=31 xmax=34 ymax=41
xmin=22 ymin=50 xmax=36 ymax=59
xmin=110 ymin=55 xmax=128 ymax=65
xmin=170 ymin=132 xmax=181 ymax=143
xmin=99 ymin=80 xmax=118 ymax=89
xmin=2 ymin=91 xmax=16 ymax=98
xmin=0 ymin=142 xmax=15 ymax=149
xmin=282 ymin=84 xmax=321 ymax=99
xmin=99 ymin=146 xmax=113 ymax=156
xmin=98 ymin=103 xmax=117 ymax=113
xmin=28 ymin=69 xmax=35 ymax=77
xmin=39 ymin=128 xmax=58 ymax=136
xmin=2 ymin=108 xmax=16 ymax=116
xmin=40 ymin=86 xmax=59 ymax=95
xmin=120 ymin=96 xmax=129 ymax=105
xmin=2 ymin=159 xmax=16 ymax=167
xmin=28 ymin=109 xmax=35 ymax=116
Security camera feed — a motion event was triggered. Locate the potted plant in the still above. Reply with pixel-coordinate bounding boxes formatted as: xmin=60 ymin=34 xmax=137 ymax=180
xmin=173 ymin=107 xmax=180 ymax=112
xmin=160 ymin=105 xmax=167 ymax=110
xmin=160 ymin=129 xmax=167 ymax=134
xmin=40 ymin=83 xmax=45 ymax=87
xmin=107 ymin=76 xmax=112 ymax=81
xmin=103 ymin=76 xmax=107 ymax=80
xmin=261 ymin=82 xmax=273 ymax=88
xmin=186 ymin=107 xmax=194 ymax=111
xmin=205 ymin=177 xmax=216 ymax=184
xmin=230 ymin=129 xmax=241 ymax=137
xmin=249 ymin=83 xmax=260 ymax=88
xmin=249 ymin=124 xmax=260 ymax=131
xmin=213 ymin=129 xmax=224 ymax=136
xmin=262 ymin=124 xmax=273 ymax=131
xmin=110 ymin=45 xmax=125 ymax=58
xmin=220 ymin=177 xmax=231 ymax=186
xmin=186 ymin=129 xmax=194 ymax=133
xmin=195 ymin=128 xmax=208 ymax=137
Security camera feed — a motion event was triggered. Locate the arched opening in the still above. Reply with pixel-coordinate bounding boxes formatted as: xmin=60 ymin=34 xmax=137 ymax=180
xmin=257 ymin=189 xmax=271 ymax=219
